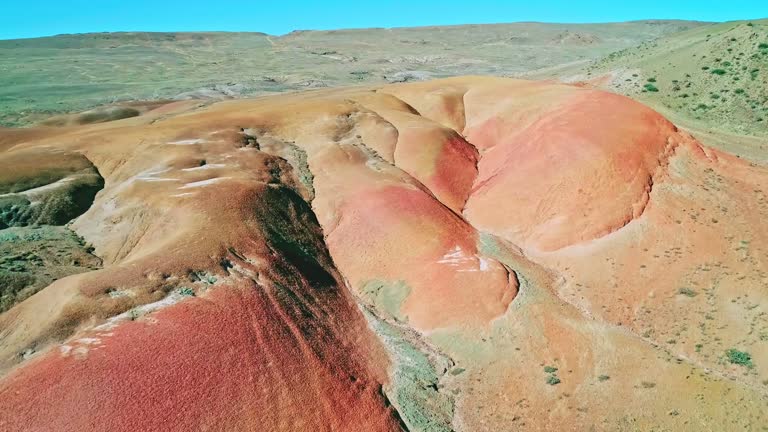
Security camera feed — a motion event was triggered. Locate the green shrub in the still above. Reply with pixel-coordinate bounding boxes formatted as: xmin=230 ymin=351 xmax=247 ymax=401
xmin=726 ymin=349 xmax=753 ymax=368
xmin=678 ymin=287 xmax=697 ymax=297
xmin=735 ymin=88 xmax=745 ymax=94
xmin=544 ymin=366 xmax=558 ymax=373
xmin=598 ymin=375 xmax=611 ymax=382
xmin=644 ymin=83 xmax=659 ymax=92
xmin=711 ymin=69 xmax=727 ymax=75
xmin=759 ymin=43 xmax=768 ymax=49
xmin=546 ymin=375 xmax=561 ymax=385
xmin=178 ymin=287 xmax=195 ymax=297
xmin=647 ymin=77 xmax=657 ymax=82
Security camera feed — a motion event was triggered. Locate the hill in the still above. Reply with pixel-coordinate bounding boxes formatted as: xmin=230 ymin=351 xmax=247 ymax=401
xmin=582 ymin=19 xmax=768 ymax=138
xmin=1 ymin=77 xmax=767 ymax=431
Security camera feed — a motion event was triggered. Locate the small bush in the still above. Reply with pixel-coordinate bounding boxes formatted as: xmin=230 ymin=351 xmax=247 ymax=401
xmin=598 ymin=375 xmax=610 ymax=382
xmin=735 ymin=88 xmax=745 ymax=94
xmin=711 ymin=69 xmax=727 ymax=75
xmin=544 ymin=366 xmax=558 ymax=373
xmin=546 ymin=375 xmax=561 ymax=385
xmin=759 ymin=43 xmax=768 ymax=49
xmin=726 ymin=349 xmax=754 ymax=368
xmin=678 ymin=287 xmax=697 ymax=297
xmin=178 ymin=287 xmax=195 ymax=297
xmin=647 ymin=77 xmax=657 ymax=82
xmin=644 ymin=83 xmax=659 ymax=92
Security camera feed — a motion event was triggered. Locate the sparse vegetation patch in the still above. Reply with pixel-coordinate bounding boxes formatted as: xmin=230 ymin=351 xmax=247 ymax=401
xmin=178 ymin=287 xmax=195 ymax=297
xmin=643 ymin=83 xmax=659 ymax=92
xmin=725 ymin=349 xmax=754 ymax=368
xmin=546 ymin=375 xmax=561 ymax=385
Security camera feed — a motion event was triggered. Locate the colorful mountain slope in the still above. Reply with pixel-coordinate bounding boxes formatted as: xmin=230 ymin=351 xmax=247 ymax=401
xmin=0 ymin=77 xmax=766 ymax=431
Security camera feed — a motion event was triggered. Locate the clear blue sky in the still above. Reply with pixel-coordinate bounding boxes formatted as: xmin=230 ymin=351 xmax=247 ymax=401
xmin=1 ymin=0 xmax=766 ymax=40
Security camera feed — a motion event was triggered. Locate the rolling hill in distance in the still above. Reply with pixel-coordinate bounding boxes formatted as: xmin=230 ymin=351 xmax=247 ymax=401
xmin=0 ymin=20 xmax=704 ymax=125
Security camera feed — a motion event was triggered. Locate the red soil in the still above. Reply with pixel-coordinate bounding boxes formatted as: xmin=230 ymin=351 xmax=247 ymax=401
xmin=0 ymin=282 xmax=401 ymax=432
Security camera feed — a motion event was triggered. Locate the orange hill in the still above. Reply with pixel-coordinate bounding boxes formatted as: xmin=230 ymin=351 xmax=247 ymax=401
xmin=1 ymin=77 xmax=767 ymax=431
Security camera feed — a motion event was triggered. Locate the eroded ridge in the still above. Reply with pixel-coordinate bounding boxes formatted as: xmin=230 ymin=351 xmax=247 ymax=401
xmin=1 ymin=77 xmax=767 ymax=432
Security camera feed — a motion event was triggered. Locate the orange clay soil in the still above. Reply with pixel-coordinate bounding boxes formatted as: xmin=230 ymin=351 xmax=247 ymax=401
xmin=0 ymin=77 xmax=767 ymax=431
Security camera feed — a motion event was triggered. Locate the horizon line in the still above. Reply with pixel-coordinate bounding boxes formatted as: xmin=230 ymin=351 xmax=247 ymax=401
xmin=4 ymin=17 xmax=760 ymax=42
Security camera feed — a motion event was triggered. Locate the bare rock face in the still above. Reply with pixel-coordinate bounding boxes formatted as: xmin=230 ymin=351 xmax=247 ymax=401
xmin=0 ymin=77 xmax=767 ymax=431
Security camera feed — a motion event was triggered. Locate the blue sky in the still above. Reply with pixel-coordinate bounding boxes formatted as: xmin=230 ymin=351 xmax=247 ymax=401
xmin=1 ymin=0 xmax=766 ymax=40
